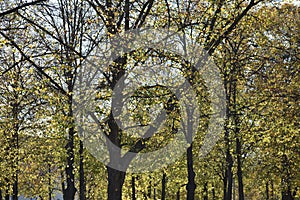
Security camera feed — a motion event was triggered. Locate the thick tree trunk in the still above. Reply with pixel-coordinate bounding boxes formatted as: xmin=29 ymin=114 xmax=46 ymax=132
xmin=107 ymin=167 xmax=126 ymax=200
xmin=79 ymin=140 xmax=85 ymax=200
xmin=131 ymin=176 xmax=136 ymax=200
xmin=186 ymin=144 xmax=196 ymax=200
xmin=161 ymin=172 xmax=166 ymax=200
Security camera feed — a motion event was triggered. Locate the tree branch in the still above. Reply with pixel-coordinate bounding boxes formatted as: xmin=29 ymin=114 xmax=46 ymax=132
xmin=0 ymin=0 xmax=46 ymax=17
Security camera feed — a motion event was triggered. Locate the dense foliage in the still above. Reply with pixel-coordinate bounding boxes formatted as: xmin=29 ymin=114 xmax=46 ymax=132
xmin=0 ymin=0 xmax=299 ymax=199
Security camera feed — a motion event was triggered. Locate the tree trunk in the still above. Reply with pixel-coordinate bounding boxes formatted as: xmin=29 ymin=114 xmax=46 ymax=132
xmin=266 ymin=181 xmax=269 ymax=200
xmin=48 ymin=162 xmax=52 ymax=200
xmin=186 ymin=144 xmax=196 ymax=200
xmin=5 ymin=185 xmax=9 ymax=200
xmin=176 ymin=190 xmax=180 ymax=200
xmin=271 ymin=180 xmax=274 ymax=200
xmin=79 ymin=140 xmax=85 ymax=200
xmin=161 ymin=172 xmax=166 ymax=200
xmin=281 ymin=154 xmax=293 ymax=200
xmin=12 ymin=167 xmax=18 ymax=200
xmin=223 ymin=171 xmax=227 ymax=200
xmin=131 ymin=176 xmax=136 ymax=200
xmin=236 ymin=137 xmax=244 ymax=200
xmin=63 ymin=125 xmax=77 ymax=200
xmin=12 ymin=103 xmax=19 ymax=200
xmin=282 ymin=190 xmax=293 ymax=200
xmin=226 ymin=148 xmax=233 ymax=200
xmin=203 ymin=182 xmax=208 ymax=200
xmin=107 ymin=166 xmax=126 ymax=200
xmin=147 ymin=178 xmax=151 ymax=198
xmin=233 ymin=76 xmax=244 ymax=200
xmin=224 ymin=82 xmax=233 ymax=200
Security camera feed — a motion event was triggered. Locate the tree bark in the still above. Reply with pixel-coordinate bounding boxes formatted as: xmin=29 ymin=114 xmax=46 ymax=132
xmin=223 ymin=170 xmax=227 ymax=200
xmin=79 ymin=140 xmax=85 ymax=200
xmin=12 ymin=162 xmax=18 ymax=200
xmin=131 ymin=176 xmax=136 ymax=200
xmin=176 ymin=190 xmax=180 ymax=200
xmin=224 ymin=88 xmax=233 ymax=200
xmin=12 ymin=98 xmax=19 ymax=200
xmin=161 ymin=172 xmax=166 ymax=200
xmin=107 ymin=167 xmax=126 ymax=200
xmin=63 ymin=119 xmax=76 ymax=200
xmin=236 ymin=137 xmax=244 ymax=200
xmin=186 ymin=144 xmax=196 ymax=200
xmin=225 ymin=147 xmax=233 ymax=200
xmin=266 ymin=181 xmax=269 ymax=200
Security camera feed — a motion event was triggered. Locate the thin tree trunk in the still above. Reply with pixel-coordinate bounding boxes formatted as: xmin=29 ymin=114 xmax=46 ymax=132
xmin=233 ymin=74 xmax=244 ymax=200
xmin=12 ymin=166 xmax=18 ymax=200
xmin=79 ymin=140 xmax=85 ymax=200
xmin=233 ymin=178 xmax=236 ymax=200
xmin=131 ymin=176 xmax=136 ymax=200
xmin=281 ymin=154 xmax=293 ymax=200
xmin=203 ymin=182 xmax=208 ymax=200
xmin=236 ymin=137 xmax=244 ymax=200
xmin=266 ymin=181 xmax=269 ymax=200
xmin=186 ymin=144 xmax=196 ymax=200
xmin=147 ymin=178 xmax=151 ymax=198
xmin=212 ymin=182 xmax=216 ymax=200
xmin=226 ymin=147 xmax=233 ymax=200
xmin=12 ymin=101 xmax=19 ymax=200
xmin=161 ymin=172 xmax=166 ymax=200
xmin=48 ymin=162 xmax=52 ymax=200
xmin=63 ymin=123 xmax=76 ymax=200
xmin=176 ymin=190 xmax=180 ymax=200
xmin=5 ymin=185 xmax=9 ymax=200
xmin=5 ymin=192 xmax=9 ymax=200
xmin=223 ymin=170 xmax=227 ymax=200
xmin=107 ymin=166 xmax=126 ymax=200
xmin=271 ymin=180 xmax=274 ymax=200
xmin=224 ymin=79 xmax=233 ymax=200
